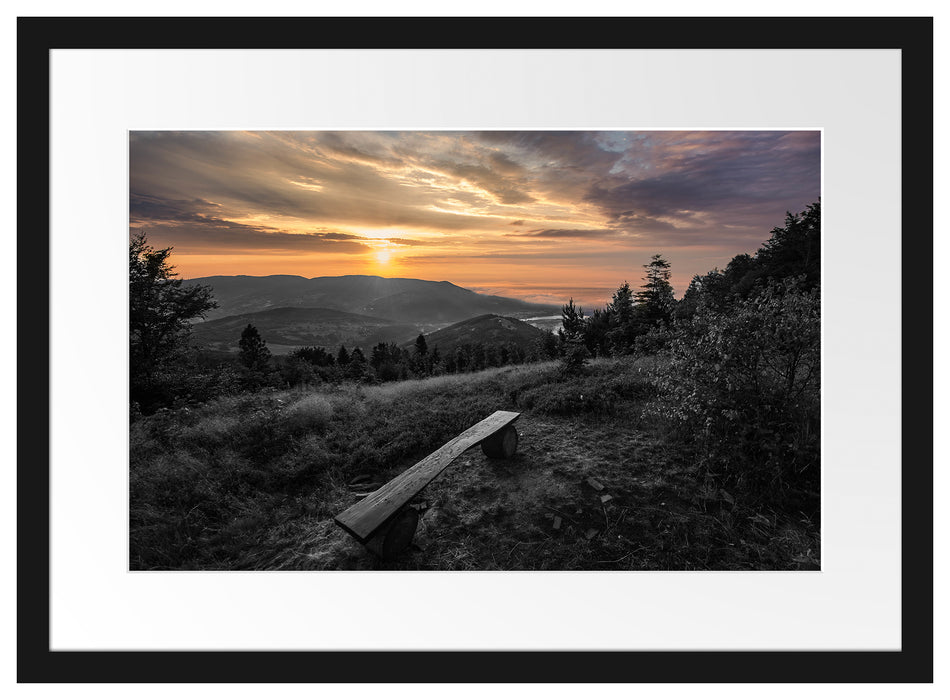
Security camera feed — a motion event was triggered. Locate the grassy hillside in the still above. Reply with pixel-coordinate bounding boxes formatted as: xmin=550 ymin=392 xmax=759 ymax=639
xmin=408 ymin=314 xmax=551 ymax=356
xmin=190 ymin=306 xmax=420 ymax=353
xmin=129 ymin=357 xmax=820 ymax=571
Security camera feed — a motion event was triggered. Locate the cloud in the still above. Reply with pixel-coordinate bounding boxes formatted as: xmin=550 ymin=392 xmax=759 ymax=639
xmin=579 ymin=131 xmax=820 ymax=247
xmin=130 ymin=192 xmax=372 ymax=253
xmin=507 ymin=228 xmax=617 ymax=239
xmin=130 ymin=131 xmax=514 ymax=234
xmin=318 ymin=231 xmax=363 ymax=241
xmin=129 ymin=129 xmax=821 ymax=288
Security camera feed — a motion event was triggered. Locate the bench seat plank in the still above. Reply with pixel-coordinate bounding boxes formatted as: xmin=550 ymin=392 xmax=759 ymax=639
xmin=334 ymin=410 xmax=520 ymax=543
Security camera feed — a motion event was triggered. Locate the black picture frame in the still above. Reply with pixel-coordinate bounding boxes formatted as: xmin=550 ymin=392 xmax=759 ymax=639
xmin=18 ymin=15 xmax=933 ymax=684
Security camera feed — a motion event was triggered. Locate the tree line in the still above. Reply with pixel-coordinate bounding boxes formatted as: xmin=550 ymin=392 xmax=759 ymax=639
xmin=556 ymin=201 xmax=820 ymax=365
xmin=240 ymin=323 xmax=562 ymax=390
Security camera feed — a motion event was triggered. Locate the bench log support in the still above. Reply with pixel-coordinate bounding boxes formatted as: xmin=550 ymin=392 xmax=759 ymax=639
xmin=364 ymin=506 xmax=420 ymax=560
xmin=334 ymin=410 xmax=521 ymax=560
xmin=481 ymin=423 xmax=518 ymax=459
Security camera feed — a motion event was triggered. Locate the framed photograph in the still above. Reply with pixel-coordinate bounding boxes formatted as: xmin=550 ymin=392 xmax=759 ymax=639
xmin=20 ymin=15 xmax=932 ymax=683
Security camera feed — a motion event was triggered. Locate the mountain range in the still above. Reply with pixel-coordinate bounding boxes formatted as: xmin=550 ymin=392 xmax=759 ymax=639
xmin=186 ymin=274 xmax=562 ymax=354
xmin=187 ymin=274 xmax=558 ymax=324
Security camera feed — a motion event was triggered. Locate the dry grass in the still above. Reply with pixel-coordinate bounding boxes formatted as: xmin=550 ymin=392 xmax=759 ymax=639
xmin=130 ymin=358 xmax=820 ymax=570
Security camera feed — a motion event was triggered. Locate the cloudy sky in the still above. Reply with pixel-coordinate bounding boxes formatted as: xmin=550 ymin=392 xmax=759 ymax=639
xmin=129 ymin=130 xmax=820 ymax=309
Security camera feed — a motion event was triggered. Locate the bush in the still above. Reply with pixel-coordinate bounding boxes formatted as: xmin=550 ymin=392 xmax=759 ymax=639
xmin=648 ymin=277 xmax=820 ymax=499
xmin=632 ymin=326 xmax=672 ymax=355
xmin=559 ymin=339 xmax=590 ymax=376
xmin=282 ymin=395 xmax=335 ymax=433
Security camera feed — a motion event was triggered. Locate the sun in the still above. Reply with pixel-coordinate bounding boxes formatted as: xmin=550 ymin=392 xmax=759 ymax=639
xmin=375 ymin=249 xmax=391 ymax=265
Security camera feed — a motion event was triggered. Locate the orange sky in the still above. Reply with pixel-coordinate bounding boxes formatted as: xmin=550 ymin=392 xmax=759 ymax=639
xmin=130 ymin=130 xmax=820 ymax=309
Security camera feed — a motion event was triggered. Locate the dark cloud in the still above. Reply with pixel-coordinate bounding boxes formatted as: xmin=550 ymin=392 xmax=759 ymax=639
xmin=318 ymin=231 xmax=364 ymax=241
xmin=130 ymin=192 xmax=371 ymax=253
xmin=508 ymin=228 xmax=617 ymax=239
xmin=579 ymin=131 xmax=820 ymax=248
xmin=474 ymin=131 xmax=619 ymax=170
xmin=130 ymin=192 xmax=222 ymax=223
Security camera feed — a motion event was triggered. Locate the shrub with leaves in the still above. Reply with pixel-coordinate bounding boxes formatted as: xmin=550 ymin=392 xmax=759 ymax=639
xmin=649 ymin=277 xmax=820 ymax=499
xmin=559 ymin=338 xmax=590 ymax=376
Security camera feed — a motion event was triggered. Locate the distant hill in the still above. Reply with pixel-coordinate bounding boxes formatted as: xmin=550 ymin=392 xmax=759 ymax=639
xmin=185 ymin=274 xmax=559 ymax=325
xmin=411 ymin=314 xmax=552 ymax=357
xmin=190 ymin=307 xmax=419 ymax=355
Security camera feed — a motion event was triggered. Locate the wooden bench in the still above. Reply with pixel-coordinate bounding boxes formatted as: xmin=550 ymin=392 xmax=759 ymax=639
xmin=334 ymin=410 xmax=521 ymax=560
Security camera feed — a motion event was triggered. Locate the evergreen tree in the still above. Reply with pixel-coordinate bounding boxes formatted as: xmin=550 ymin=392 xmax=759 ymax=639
xmin=584 ymin=308 xmax=612 ymax=357
xmin=347 ymin=347 xmax=367 ymax=379
xmin=129 ymin=231 xmax=217 ymax=410
xmin=414 ymin=333 xmax=428 ymax=356
xmin=238 ymin=324 xmax=271 ymax=371
xmin=336 ymin=345 xmax=351 ymax=367
xmin=607 ymin=281 xmax=635 ymax=326
xmin=370 ymin=342 xmax=402 ymax=381
xmin=541 ymin=331 xmax=560 ymax=359
xmin=560 ymin=298 xmax=586 ymax=340
xmin=755 ymin=201 xmax=821 ymax=289
xmin=635 ymin=254 xmax=675 ymax=327
xmin=605 ymin=280 xmax=638 ymax=353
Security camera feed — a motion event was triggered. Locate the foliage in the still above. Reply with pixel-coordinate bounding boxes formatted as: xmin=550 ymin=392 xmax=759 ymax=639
xmin=559 ymin=338 xmax=590 ymax=376
xmin=336 ymin=345 xmax=351 ymax=367
xmin=565 ymin=254 xmax=676 ymax=357
xmin=239 ymin=324 xmax=272 ymax=370
xmin=291 ymin=346 xmax=336 ymax=367
xmin=635 ymin=254 xmax=675 ymax=328
xmin=559 ymin=298 xmax=586 ymax=341
xmin=605 ymin=281 xmax=637 ymax=353
xmin=414 ymin=333 xmax=428 ymax=357
xmin=676 ymin=202 xmax=821 ymax=322
xmin=129 ymin=231 xmax=217 ymax=413
xmin=755 ymin=201 xmax=821 ymax=288
xmin=648 ymin=277 xmax=821 ymax=500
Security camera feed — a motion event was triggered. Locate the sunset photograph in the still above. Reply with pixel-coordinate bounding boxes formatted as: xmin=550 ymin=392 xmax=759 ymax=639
xmin=129 ymin=129 xmax=822 ymax=571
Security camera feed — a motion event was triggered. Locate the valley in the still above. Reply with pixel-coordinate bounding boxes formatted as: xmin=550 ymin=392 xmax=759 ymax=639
xmin=188 ymin=274 xmax=565 ymax=354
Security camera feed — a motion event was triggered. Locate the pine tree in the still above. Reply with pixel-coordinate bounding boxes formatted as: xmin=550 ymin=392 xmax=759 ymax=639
xmin=414 ymin=333 xmax=428 ymax=356
xmin=635 ymin=254 xmax=675 ymax=327
xmin=605 ymin=280 xmax=638 ymax=354
xmin=129 ymin=231 xmax=217 ymax=411
xmin=347 ymin=347 xmax=367 ymax=379
xmin=238 ymin=324 xmax=271 ymax=371
xmin=129 ymin=231 xmax=217 ymax=383
xmin=560 ymin=298 xmax=586 ymax=340
xmin=337 ymin=345 xmax=351 ymax=367
xmin=755 ymin=201 xmax=821 ymax=289
xmin=607 ymin=282 xmax=634 ymax=326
